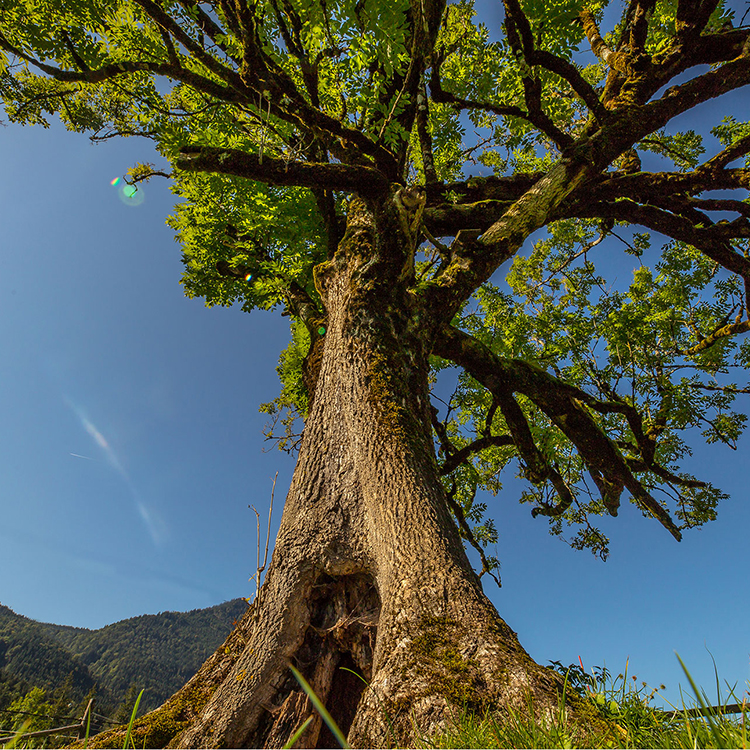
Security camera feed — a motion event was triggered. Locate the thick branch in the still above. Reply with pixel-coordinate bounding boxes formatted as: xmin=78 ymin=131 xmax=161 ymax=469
xmin=687 ymin=197 xmax=750 ymax=219
xmin=580 ymin=9 xmax=618 ymax=68
xmin=590 ymin=51 xmax=750 ymax=167
xmin=581 ymin=167 xmax=750 ymax=204
xmin=675 ymin=0 xmax=720 ymax=39
xmin=679 ymin=319 xmax=750 ymax=356
xmin=703 ymin=134 xmax=750 ymax=170
xmin=421 ymin=155 xmax=594 ymax=324
xmin=624 ymin=0 xmax=656 ymax=55
xmin=175 ymin=145 xmax=390 ymax=196
xmin=679 ymin=28 xmax=750 ymax=67
xmin=422 ymin=160 xmax=750 ymax=254
xmin=285 ymin=280 xmax=323 ymax=328
xmin=567 ymin=198 xmax=750 ymax=279
xmin=433 ymin=325 xmax=684 ymax=540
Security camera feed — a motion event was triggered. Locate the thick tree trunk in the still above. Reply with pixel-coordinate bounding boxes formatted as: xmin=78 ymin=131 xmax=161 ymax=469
xmin=85 ymin=196 xmax=585 ymax=749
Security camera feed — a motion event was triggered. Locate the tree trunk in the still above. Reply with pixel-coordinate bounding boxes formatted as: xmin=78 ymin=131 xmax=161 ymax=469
xmin=86 ymin=196 xmax=583 ymax=749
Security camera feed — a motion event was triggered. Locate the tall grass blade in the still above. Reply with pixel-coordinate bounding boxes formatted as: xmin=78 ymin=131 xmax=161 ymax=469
xmin=282 ymin=715 xmax=313 ymax=749
xmin=84 ymin=701 xmax=93 ymax=748
xmin=1 ymin=718 xmax=32 ymax=749
xmin=289 ymin=665 xmax=350 ymax=749
xmin=122 ymin=689 xmax=144 ymax=750
xmin=675 ymin=652 xmax=725 ymax=749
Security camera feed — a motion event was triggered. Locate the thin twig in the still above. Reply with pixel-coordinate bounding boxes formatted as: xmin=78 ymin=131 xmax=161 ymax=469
xmin=248 ymin=472 xmax=277 ymax=599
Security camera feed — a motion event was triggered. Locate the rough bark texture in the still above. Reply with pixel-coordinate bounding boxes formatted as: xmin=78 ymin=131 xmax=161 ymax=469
xmin=84 ymin=197 xmax=590 ymax=750
xmin=8 ymin=0 xmax=750 ymax=745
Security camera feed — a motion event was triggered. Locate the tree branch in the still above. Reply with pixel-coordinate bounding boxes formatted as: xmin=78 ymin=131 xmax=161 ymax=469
xmin=433 ymin=324 xmax=684 ymax=540
xmin=532 ymin=50 xmax=609 ymax=123
xmin=675 ymin=0 xmax=720 ymax=39
xmin=285 ymin=280 xmax=323 ymax=328
xmin=133 ymin=0 xmax=398 ymax=175
xmin=173 ymin=0 xmax=242 ymax=66
xmin=624 ymin=0 xmax=656 ymax=55
xmin=568 ymin=166 xmax=750 ymax=207
xmin=703 ymin=133 xmax=750 ymax=170
xmin=0 ymin=27 xmax=246 ymax=103
xmin=175 ymin=145 xmax=390 ymax=197
xmin=421 ymin=155 xmax=595 ymax=325
xmin=590 ymin=51 xmax=750 ymax=166
xmin=566 ymin=198 xmax=750 ymax=279
xmin=429 ymin=63 xmax=529 ymax=121
xmin=60 ymin=30 xmax=90 ymax=72
xmin=687 ymin=197 xmax=750 ymax=219
xmin=131 ymin=0 xmax=246 ymax=90
xmin=580 ymin=8 xmax=619 ymax=68
xmin=678 ymin=319 xmax=750 ymax=356
xmin=439 ymin=434 xmax=515 ymax=475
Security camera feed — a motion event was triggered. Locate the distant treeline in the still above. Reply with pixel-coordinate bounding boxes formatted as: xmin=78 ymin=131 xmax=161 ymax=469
xmin=0 ymin=598 xmax=247 ymax=742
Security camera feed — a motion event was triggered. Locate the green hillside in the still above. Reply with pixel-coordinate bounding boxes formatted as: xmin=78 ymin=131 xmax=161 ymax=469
xmin=0 ymin=605 xmax=99 ymax=708
xmin=41 ymin=599 xmax=248 ymax=713
xmin=0 ymin=598 xmax=247 ymax=720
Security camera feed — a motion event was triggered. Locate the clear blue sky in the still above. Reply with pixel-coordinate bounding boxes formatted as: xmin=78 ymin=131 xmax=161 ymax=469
xmin=1 ymin=4 xmax=749 ymax=713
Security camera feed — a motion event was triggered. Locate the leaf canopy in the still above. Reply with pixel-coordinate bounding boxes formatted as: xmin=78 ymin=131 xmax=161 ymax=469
xmin=2 ymin=0 xmax=749 ymax=572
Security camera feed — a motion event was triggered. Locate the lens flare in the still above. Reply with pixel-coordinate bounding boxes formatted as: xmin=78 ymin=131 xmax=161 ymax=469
xmin=117 ymin=183 xmax=145 ymax=207
xmin=110 ymin=177 xmax=121 ymax=186
xmin=245 ymin=272 xmax=253 ymax=281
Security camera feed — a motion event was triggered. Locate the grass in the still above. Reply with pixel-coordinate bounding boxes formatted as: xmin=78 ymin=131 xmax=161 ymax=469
xmin=421 ymin=655 xmax=750 ymax=749
xmin=0 ymin=691 xmax=144 ymax=750
xmin=3 ymin=657 xmax=748 ymax=748
xmin=121 ymin=690 xmax=144 ymax=750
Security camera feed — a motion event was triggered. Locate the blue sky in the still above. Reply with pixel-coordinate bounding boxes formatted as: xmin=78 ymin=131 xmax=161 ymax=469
xmin=1 ymin=5 xmax=749 ymax=713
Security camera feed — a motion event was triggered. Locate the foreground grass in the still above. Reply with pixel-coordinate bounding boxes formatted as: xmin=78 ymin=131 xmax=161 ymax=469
xmin=3 ymin=656 xmax=748 ymax=748
xmin=421 ymin=655 xmax=750 ymax=749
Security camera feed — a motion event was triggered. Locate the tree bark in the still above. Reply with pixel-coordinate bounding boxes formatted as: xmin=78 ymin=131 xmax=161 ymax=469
xmin=85 ymin=197 xmax=589 ymax=750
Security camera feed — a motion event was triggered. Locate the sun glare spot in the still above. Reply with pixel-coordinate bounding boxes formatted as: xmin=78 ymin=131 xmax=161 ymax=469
xmin=111 ymin=177 xmax=145 ymax=207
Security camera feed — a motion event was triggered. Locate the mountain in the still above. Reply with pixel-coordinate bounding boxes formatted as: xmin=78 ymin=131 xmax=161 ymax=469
xmin=41 ymin=599 xmax=248 ymax=713
xmin=0 ymin=605 xmax=99 ymax=708
xmin=0 ymin=599 xmax=248 ymax=717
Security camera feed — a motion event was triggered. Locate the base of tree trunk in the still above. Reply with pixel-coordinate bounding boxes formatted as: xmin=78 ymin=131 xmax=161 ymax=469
xmin=80 ymin=566 xmax=610 ymax=749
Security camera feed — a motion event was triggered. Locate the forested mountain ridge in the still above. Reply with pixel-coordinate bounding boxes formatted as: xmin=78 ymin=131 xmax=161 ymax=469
xmin=0 ymin=604 xmax=99 ymax=708
xmin=41 ymin=598 xmax=248 ymax=712
xmin=0 ymin=599 xmax=247 ymax=716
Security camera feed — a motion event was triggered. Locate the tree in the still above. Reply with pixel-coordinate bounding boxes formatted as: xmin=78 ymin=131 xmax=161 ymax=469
xmin=113 ymin=683 xmax=144 ymax=725
xmin=2 ymin=0 xmax=749 ymax=745
xmin=5 ymin=687 xmax=54 ymax=748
